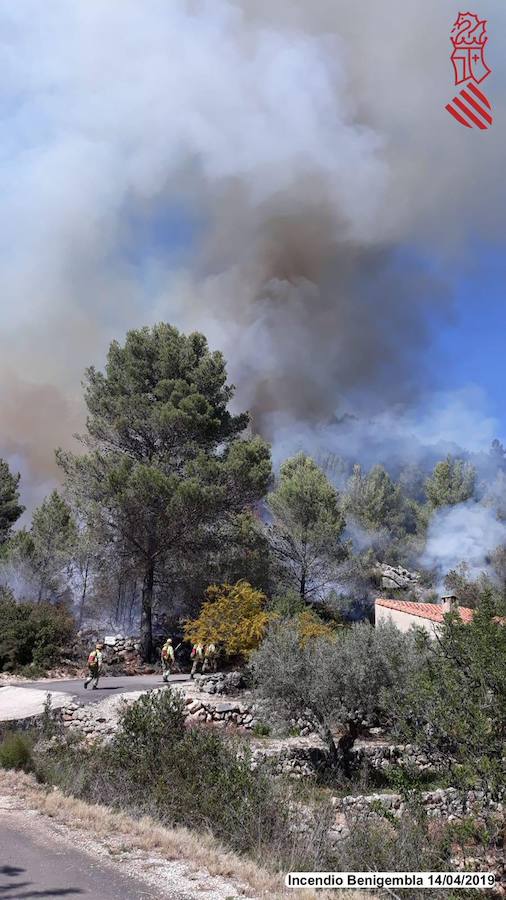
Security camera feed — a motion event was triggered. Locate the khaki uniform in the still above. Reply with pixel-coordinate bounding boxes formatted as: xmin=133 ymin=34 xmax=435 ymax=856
xmin=161 ymin=640 xmax=175 ymax=682
xmin=202 ymin=642 xmax=218 ymax=673
xmin=84 ymin=647 xmax=103 ymax=690
xmin=190 ymin=643 xmax=204 ymax=678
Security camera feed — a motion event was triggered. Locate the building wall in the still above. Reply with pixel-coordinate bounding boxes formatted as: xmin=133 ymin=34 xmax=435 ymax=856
xmin=375 ymin=603 xmax=440 ymax=637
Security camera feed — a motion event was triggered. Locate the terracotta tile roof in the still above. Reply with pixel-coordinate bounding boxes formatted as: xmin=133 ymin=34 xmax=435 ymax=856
xmin=375 ymin=598 xmax=474 ymax=624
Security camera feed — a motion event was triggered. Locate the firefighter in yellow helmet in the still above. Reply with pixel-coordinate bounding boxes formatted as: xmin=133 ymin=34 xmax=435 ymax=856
xmin=190 ymin=642 xmax=204 ymax=679
xmin=84 ymin=642 xmax=104 ymax=690
xmin=161 ymin=637 xmax=175 ymax=682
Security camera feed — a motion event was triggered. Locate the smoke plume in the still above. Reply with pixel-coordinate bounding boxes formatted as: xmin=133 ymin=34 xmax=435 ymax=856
xmin=1 ymin=0 xmax=506 ymax=515
xmin=421 ymin=501 xmax=506 ymax=583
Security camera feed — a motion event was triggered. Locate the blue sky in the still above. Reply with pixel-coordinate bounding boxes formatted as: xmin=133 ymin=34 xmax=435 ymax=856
xmin=433 ymin=244 xmax=506 ymax=440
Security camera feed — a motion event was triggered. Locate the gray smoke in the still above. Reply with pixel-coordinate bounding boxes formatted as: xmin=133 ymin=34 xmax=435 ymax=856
xmin=1 ymin=0 xmax=506 ymax=515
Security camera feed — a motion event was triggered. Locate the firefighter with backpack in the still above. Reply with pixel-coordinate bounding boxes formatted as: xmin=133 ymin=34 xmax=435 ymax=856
xmin=203 ymin=641 xmax=218 ymax=673
xmin=161 ymin=637 xmax=175 ymax=682
xmin=190 ymin=642 xmax=204 ymax=679
xmin=84 ymin=642 xmax=104 ymax=690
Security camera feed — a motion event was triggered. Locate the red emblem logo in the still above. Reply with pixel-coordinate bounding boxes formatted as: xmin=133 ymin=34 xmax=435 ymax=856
xmin=445 ymin=12 xmax=493 ymax=130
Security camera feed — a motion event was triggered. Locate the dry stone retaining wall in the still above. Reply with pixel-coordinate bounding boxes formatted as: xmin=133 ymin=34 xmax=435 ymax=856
xmin=58 ymin=683 xmax=444 ymax=778
xmin=59 ymin=687 xmax=259 ymax=740
xmin=183 ymin=694 xmax=256 ymax=728
xmin=330 ymin=787 xmax=504 ymax=843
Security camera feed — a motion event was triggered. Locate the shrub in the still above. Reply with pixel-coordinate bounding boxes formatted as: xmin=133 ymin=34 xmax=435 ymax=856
xmin=296 ymin=608 xmax=338 ymax=646
xmin=105 ymin=690 xmax=284 ymax=853
xmin=0 ymin=731 xmax=33 ymax=771
xmin=111 ymin=688 xmax=187 ymax=783
xmin=184 ymin=581 xmax=270 ymax=660
xmin=332 ymin=809 xmax=448 ymax=896
xmin=252 ymin=722 xmax=271 ymax=737
xmin=0 ymin=593 xmax=76 ymax=672
xmin=34 ymin=687 xmax=336 ymax=868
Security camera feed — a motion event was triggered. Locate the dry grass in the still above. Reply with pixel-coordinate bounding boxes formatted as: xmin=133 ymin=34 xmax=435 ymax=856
xmin=0 ymin=769 xmax=371 ymax=900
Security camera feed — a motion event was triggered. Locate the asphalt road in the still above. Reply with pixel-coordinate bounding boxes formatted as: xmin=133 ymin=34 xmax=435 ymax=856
xmin=15 ymin=673 xmax=190 ymax=704
xmin=0 ymin=822 xmax=161 ymax=899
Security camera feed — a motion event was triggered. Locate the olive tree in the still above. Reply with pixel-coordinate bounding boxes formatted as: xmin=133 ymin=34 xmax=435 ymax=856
xmin=251 ymin=620 xmax=424 ymax=774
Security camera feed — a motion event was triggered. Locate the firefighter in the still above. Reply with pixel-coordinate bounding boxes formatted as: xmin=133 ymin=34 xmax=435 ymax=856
xmin=84 ymin=642 xmax=104 ymax=690
xmin=161 ymin=637 xmax=175 ymax=682
xmin=203 ymin=641 xmax=218 ymax=673
xmin=190 ymin=642 xmax=204 ymax=679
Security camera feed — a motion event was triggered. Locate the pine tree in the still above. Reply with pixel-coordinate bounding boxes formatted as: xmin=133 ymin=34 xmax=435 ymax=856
xmin=58 ymin=324 xmax=271 ymax=659
xmin=268 ymin=453 xmax=346 ymax=602
xmin=0 ymin=459 xmax=24 ymax=547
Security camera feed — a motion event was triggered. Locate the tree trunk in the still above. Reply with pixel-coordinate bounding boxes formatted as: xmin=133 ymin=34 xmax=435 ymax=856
xmin=77 ymin=560 xmax=89 ymax=628
xmin=313 ymin=710 xmax=339 ymax=767
xmin=322 ymin=724 xmax=339 ymax=768
xmin=315 ymin=713 xmax=359 ymax=776
xmin=140 ymin=563 xmax=154 ymax=661
xmin=336 ymin=720 xmax=359 ymax=778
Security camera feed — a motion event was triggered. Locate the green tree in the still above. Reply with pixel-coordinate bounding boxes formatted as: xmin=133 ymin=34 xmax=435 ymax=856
xmin=344 ymin=464 xmax=410 ymax=536
xmin=205 ymin=511 xmax=271 ymax=594
xmin=0 ymin=459 xmax=24 ymax=547
xmin=490 ymin=438 xmax=506 ymax=471
xmin=30 ymin=491 xmax=77 ymax=602
xmin=58 ymin=324 xmax=271 ymax=659
xmin=424 ymin=455 xmax=475 ymax=509
xmin=267 ymin=453 xmax=346 ymax=602
xmin=252 ymin=620 xmax=422 ymax=772
xmin=6 ymin=491 xmax=76 ymax=602
xmin=395 ymin=591 xmax=506 ymax=793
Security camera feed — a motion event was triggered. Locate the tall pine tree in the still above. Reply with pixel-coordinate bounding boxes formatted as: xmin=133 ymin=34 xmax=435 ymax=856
xmin=58 ymin=324 xmax=271 ymax=659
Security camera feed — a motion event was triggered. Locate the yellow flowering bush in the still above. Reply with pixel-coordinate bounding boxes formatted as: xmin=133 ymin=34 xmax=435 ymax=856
xmin=184 ymin=580 xmax=270 ymax=659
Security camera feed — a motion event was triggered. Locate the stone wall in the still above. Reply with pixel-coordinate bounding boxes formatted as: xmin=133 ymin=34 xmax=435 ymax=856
xmin=249 ymin=738 xmax=443 ymax=778
xmin=195 ymin=671 xmax=248 ymax=695
xmin=101 ymin=635 xmax=153 ymax=673
xmin=352 ymin=740 xmax=442 ymax=774
xmin=250 ymin=738 xmax=328 ymax=778
xmin=183 ymin=694 xmax=256 ymax=729
xmin=330 ymin=787 xmax=504 ymax=842
xmin=59 ymin=687 xmax=259 ymax=740
xmin=58 ymin=683 xmax=444 ymax=780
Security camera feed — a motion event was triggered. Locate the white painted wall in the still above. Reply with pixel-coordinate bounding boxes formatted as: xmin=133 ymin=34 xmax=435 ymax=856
xmin=375 ymin=603 xmax=440 ymax=638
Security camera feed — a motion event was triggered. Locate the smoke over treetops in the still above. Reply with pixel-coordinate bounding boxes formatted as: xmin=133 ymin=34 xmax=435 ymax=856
xmin=1 ymin=0 xmax=506 ymax=516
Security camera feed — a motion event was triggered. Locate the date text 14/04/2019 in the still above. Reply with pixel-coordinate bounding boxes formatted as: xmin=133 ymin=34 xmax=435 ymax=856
xmin=285 ymin=872 xmax=497 ymax=890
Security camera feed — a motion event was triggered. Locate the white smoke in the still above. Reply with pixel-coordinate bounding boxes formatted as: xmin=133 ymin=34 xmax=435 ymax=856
xmin=421 ymin=501 xmax=506 ymax=582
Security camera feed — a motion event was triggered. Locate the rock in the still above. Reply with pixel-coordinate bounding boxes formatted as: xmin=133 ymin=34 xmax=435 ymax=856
xmin=375 ymin=563 xmax=421 ymax=592
xmin=215 ymin=702 xmax=240 ymax=714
